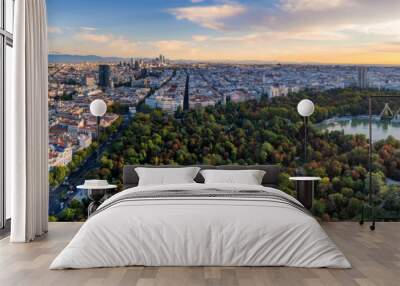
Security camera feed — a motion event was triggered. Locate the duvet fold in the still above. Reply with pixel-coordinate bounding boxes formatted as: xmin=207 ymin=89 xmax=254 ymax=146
xmin=50 ymin=183 xmax=351 ymax=269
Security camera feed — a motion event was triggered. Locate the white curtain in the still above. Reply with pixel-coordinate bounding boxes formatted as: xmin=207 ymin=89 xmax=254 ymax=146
xmin=7 ymin=0 xmax=49 ymax=242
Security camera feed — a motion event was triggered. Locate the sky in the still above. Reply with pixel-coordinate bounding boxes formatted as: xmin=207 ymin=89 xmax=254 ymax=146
xmin=47 ymin=0 xmax=400 ymax=64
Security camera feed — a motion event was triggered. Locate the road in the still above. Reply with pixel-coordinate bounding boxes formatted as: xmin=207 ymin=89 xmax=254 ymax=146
xmin=49 ymin=114 xmax=131 ymax=215
xmin=49 ymin=71 xmax=176 ymax=216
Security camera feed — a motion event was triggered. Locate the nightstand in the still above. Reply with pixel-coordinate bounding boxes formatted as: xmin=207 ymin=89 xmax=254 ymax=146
xmin=77 ymin=181 xmax=117 ymax=216
xmin=289 ymin=177 xmax=321 ymax=210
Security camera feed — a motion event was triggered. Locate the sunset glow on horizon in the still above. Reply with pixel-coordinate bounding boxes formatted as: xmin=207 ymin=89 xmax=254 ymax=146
xmin=47 ymin=0 xmax=400 ymax=64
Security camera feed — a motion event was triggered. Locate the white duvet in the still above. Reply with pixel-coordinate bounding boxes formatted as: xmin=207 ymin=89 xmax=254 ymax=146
xmin=50 ymin=183 xmax=351 ymax=269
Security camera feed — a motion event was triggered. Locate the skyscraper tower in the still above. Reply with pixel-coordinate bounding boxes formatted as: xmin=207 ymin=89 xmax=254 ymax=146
xmin=98 ymin=65 xmax=111 ymax=88
xmin=358 ymin=66 xmax=368 ymax=89
xmin=134 ymin=60 xmax=140 ymax=70
xmin=159 ymin=54 xmax=165 ymax=65
xmin=183 ymin=74 xmax=190 ymax=111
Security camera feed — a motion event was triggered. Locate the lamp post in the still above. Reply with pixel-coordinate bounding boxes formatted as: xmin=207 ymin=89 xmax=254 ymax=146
xmin=90 ymin=99 xmax=107 ymax=161
xmin=297 ymin=99 xmax=315 ymax=163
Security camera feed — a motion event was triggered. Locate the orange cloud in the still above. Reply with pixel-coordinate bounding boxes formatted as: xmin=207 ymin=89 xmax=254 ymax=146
xmin=169 ymin=4 xmax=246 ymax=30
xmin=73 ymin=32 xmax=138 ymax=57
xmin=77 ymin=33 xmax=111 ymax=43
xmin=192 ymin=35 xmax=209 ymax=42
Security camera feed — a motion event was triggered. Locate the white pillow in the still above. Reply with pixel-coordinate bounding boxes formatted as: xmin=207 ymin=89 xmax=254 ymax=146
xmin=135 ymin=167 xmax=201 ymax=186
xmin=200 ymin=169 xmax=266 ymax=185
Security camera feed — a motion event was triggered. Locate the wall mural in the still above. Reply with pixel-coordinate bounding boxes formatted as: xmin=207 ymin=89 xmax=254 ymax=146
xmin=47 ymin=0 xmax=400 ymax=222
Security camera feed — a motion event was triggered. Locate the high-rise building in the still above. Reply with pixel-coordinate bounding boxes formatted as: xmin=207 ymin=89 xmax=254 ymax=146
xmin=159 ymin=54 xmax=165 ymax=65
xmin=183 ymin=74 xmax=190 ymax=111
xmin=134 ymin=60 xmax=140 ymax=70
xmin=98 ymin=65 xmax=111 ymax=88
xmin=141 ymin=68 xmax=147 ymax=78
xmin=358 ymin=67 xmax=368 ymax=89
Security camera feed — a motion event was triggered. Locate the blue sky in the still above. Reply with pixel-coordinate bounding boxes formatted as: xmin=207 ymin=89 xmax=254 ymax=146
xmin=48 ymin=1 xmax=210 ymax=40
xmin=47 ymin=0 xmax=400 ymax=64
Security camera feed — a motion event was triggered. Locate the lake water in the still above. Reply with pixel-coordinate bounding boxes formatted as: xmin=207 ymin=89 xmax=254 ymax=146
xmin=318 ymin=116 xmax=400 ymax=142
xmin=318 ymin=116 xmax=400 ymax=185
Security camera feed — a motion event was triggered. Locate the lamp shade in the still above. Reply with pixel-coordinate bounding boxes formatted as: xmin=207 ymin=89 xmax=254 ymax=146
xmin=90 ymin=99 xmax=107 ymax=117
xmin=297 ymin=99 xmax=315 ymax=117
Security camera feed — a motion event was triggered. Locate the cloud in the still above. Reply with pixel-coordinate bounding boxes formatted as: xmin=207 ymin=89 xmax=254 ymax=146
xmin=345 ymin=19 xmax=400 ymax=39
xmin=226 ymin=30 xmax=349 ymax=42
xmin=279 ymin=0 xmax=349 ymax=12
xmin=371 ymin=42 xmax=400 ymax=53
xmin=79 ymin=27 xmax=97 ymax=32
xmin=154 ymin=40 xmax=191 ymax=52
xmin=48 ymin=26 xmax=63 ymax=34
xmin=48 ymin=0 xmax=400 ymax=64
xmin=169 ymin=3 xmax=246 ymax=30
xmin=202 ymin=0 xmax=400 ymax=47
xmin=214 ymin=33 xmax=264 ymax=43
xmin=170 ymin=0 xmax=400 ymax=40
xmin=152 ymin=40 xmax=203 ymax=59
xmin=278 ymin=30 xmax=349 ymax=41
xmin=77 ymin=33 xmax=111 ymax=43
xmin=273 ymin=0 xmax=400 ymax=33
xmin=192 ymin=35 xmax=209 ymax=42
xmin=191 ymin=0 xmax=205 ymax=3
xmin=74 ymin=31 xmax=138 ymax=57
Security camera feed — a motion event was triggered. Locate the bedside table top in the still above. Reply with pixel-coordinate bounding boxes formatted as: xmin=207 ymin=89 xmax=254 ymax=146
xmin=289 ymin=177 xmax=321 ymax=181
xmin=77 ymin=184 xmax=117 ymax=190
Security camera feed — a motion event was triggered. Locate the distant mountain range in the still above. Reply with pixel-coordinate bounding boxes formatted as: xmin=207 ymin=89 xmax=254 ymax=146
xmin=48 ymin=54 xmax=398 ymax=67
xmin=48 ymin=54 xmax=127 ymax=63
xmin=48 ymin=54 xmax=292 ymax=65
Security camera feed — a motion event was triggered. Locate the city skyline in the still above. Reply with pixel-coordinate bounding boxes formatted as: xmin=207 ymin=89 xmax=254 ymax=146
xmin=47 ymin=0 xmax=400 ymax=65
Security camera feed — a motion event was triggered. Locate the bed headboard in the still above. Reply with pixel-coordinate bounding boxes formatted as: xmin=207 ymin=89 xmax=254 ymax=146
xmin=123 ymin=165 xmax=281 ymax=189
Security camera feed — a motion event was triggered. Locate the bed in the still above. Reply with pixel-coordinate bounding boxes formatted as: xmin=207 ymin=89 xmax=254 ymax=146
xmin=50 ymin=165 xmax=351 ymax=269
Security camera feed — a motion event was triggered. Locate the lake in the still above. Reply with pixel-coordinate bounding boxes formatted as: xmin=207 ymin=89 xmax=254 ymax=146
xmin=318 ymin=116 xmax=400 ymax=142
xmin=318 ymin=116 xmax=400 ymax=185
